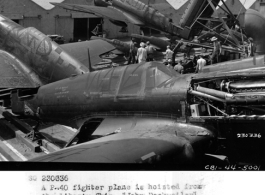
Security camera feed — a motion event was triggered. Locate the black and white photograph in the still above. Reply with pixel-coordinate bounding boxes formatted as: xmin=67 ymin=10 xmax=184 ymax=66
xmin=0 ymin=0 xmax=264 ymax=171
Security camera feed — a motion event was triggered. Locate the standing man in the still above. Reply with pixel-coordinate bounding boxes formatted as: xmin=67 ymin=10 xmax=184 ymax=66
xmin=165 ymin=45 xmax=174 ymax=66
xmin=243 ymin=41 xmax=248 ymax=58
xmin=193 ymin=36 xmax=200 ymax=43
xmin=172 ymin=39 xmax=183 ymax=65
xmin=196 ymin=55 xmax=206 ymax=73
xmin=146 ymin=41 xmax=155 ymax=61
xmin=127 ymin=38 xmax=137 ymax=64
xmin=183 ymin=53 xmax=188 ymax=63
xmin=211 ymin=37 xmax=221 ymax=64
xmin=136 ymin=42 xmax=147 ymax=63
xmin=248 ymin=37 xmax=255 ymax=57
xmin=174 ymin=60 xmax=184 ymax=74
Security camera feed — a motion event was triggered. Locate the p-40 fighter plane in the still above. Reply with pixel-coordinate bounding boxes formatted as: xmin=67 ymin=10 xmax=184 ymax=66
xmin=0 ymin=13 xmax=212 ymax=166
xmin=29 ymin=58 xmax=265 ymax=165
xmin=53 ymin=0 xmax=230 ymax=41
xmin=52 ymin=0 xmax=193 ymax=39
xmin=29 ymin=9 xmax=265 ymax=165
xmin=1 ymin=9 xmax=265 ymax=166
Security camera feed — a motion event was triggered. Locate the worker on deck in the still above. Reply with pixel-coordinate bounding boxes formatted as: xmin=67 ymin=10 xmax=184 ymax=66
xmin=174 ymin=60 xmax=183 ymax=74
xmin=136 ymin=42 xmax=147 ymax=63
xmin=193 ymin=36 xmax=200 ymax=43
xmin=248 ymin=37 xmax=255 ymax=57
xmin=211 ymin=36 xmax=221 ymax=64
xmin=146 ymin=41 xmax=156 ymax=61
xmin=165 ymin=45 xmax=174 ymax=66
xmin=126 ymin=38 xmax=136 ymax=64
xmin=243 ymin=41 xmax=248 ymax=58
xmin=196 ymin=55 xmax=206 ymax=73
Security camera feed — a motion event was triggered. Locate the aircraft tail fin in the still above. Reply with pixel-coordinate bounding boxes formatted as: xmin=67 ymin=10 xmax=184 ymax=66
xmin=179 ymin=0 xmax=221 ymax=37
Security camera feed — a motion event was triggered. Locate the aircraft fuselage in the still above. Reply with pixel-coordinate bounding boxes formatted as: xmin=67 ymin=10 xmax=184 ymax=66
xmin=131 ymin=34 xmax=194 ymax=54
xmin=110 ymin=0 xmax=181 ymax=36
xmin=28 ymin=62 xmax=192 ymax=128
xmin=0 ymin=15 xmax=88 ymax=84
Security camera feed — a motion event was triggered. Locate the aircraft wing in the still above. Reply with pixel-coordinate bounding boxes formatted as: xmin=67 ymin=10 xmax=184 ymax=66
xmin=52 ymin=3 xmax=142 ymax=25
xmin=31 ymin=118 xmax=214 ymax=164
xmin=32 ymin=131 xmax=188 ymax=163
xmin=90 ymin=36 xmax=125 ymax=55
xmin=0 ymin=50 xmax=39 ymax=88
xmin=60 ymin=39 xmax=115 ymax=68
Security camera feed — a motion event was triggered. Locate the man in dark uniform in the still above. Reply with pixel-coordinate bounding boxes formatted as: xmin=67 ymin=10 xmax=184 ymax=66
xmin=146 ymin=41 xmax=155 ymax=61
xmin=127 ymin=38 xmax=137 ymax=64
xmin=248 ymin=37 xmax=255 ymax=57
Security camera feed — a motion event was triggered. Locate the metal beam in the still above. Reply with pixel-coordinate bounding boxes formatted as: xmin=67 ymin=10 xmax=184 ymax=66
xmin=196 ymin=20 xmax=240 ymax=48
xmin=206 ymin=0 xmax=240 ymax=46
xmin=220 ymin=0 xmax=239 ymax=23
xmin=197 ymin=23 xmax=223 ymax=40
xmin=190 ymin=4 xmax=210 ymax=29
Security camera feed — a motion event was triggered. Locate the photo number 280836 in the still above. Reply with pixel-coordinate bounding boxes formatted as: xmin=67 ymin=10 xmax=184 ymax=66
xmin=42 ymin=175 xmax=68 ymax=182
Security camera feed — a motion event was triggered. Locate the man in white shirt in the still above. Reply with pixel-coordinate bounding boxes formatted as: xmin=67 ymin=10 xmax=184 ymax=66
xmin=165 ymin=45 xmax=173 ymax=65
xmin=196 ymin=55 xmax=206 ymax=73
xmin=136 ymin=42 xmax=147 ymax=63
